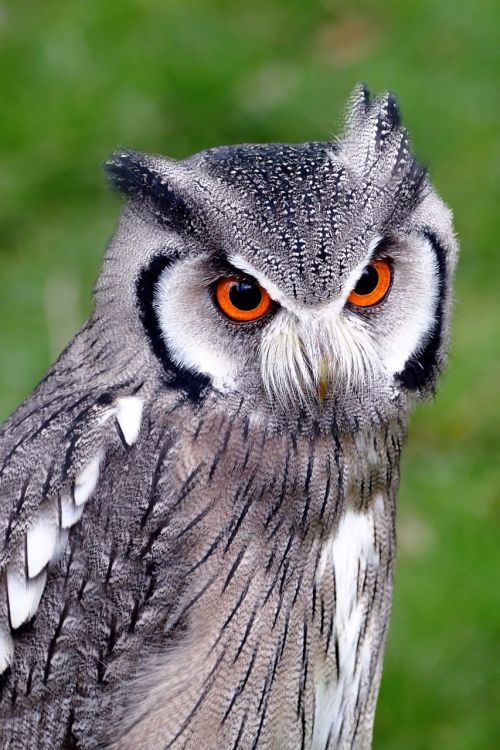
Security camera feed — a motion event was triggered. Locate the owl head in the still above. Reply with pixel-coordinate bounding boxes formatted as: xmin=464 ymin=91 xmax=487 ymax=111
xmin=98 ymin=84 xmax=456 ymax=434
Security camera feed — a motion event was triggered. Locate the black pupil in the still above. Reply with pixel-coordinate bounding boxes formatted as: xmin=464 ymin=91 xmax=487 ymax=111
xmin=229 ymin=281 xmax=262 ymax=311
xmin=353 ymin=264 xmax=379 ymax=296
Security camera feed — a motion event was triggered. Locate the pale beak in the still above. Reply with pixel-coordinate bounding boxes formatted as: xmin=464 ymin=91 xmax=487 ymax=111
xmin=317 ymin=357 xmax=330 ymax=401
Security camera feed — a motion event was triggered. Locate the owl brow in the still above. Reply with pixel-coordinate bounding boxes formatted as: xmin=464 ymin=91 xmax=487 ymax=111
xmin=369 ymin=236 xmax=394 ymax=260
xmin=338 ymin=234 xmax=386 ymax=301
xmin=211 ymin=252 xmax=256 ymax=281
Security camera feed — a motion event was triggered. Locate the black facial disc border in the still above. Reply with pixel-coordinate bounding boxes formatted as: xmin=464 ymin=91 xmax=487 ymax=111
xmin=396 ymin=229 xmax=447 ymax=390
xmin=136 ymin=254 xmax=210 ymax=401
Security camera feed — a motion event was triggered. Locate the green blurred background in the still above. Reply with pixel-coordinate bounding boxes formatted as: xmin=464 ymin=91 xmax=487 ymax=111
xmin=0 ymin=1 xmax=498 ymax=746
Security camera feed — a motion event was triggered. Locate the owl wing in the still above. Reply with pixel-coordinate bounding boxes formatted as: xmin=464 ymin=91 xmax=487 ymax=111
xmin=0 ymin=320 xmax=147 ymax=673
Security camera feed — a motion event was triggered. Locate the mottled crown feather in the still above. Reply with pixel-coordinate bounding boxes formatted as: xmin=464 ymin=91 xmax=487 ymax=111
xmin=104 ymin=84 xmax=427 ymax=238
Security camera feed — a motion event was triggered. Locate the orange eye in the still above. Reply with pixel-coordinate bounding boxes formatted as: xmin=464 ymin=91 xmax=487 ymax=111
xmin=347 ymin=259 xmax=392 ymax=307
xmin=215 ymin=277 xmax=273 ymax=322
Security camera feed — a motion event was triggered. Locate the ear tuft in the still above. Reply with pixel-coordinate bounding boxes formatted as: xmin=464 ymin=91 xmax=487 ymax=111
xmin=343 ymin=86 xmax=423 ymax=174
xmin=344 ymin=86 xmax=404 ymax=149
xmin=336 ymin=84 xmax=428 ymax=222
xmin=344 ymin=82 xmax=371 ymax=132
xmin=385 ymin=92 xmax=401 ymax=128
xmin=104 ymin=149 xmax=192 ymax=231
xmin=104 ymin=148 xmax=147 ymax=196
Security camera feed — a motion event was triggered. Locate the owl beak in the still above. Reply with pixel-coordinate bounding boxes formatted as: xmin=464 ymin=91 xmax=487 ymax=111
xmin=317 ymin=357 xmax=330 ymax=401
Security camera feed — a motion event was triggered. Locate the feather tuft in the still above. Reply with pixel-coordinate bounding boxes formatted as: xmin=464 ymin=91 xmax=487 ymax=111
xmin=0 ymin=629 xmax=14 ymax=673
xmin=59 ymin=492 xmax=85 ymax=528
xmin=104 ymin=149 xmax=192 ymax=231
xmin=116 ymin=396 xmax=143 ymax=446
xmin=74 ymin=453 xmax=102 ymax=506
xmin=26 ymin=512 xmax=59 ymax=578
xmin=261 ymin=307 xmax=379 ymax=409
xmin=6 ymin=567 xmax=47 ymax=629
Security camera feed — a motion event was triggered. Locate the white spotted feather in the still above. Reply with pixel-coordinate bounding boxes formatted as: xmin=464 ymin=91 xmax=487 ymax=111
xmin=6 ymin=567 xmax=47 ymax=629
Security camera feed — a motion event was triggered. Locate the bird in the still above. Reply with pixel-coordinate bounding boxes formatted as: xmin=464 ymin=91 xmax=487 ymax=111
xmin=0 ymin=84 xmax=457 ymax=749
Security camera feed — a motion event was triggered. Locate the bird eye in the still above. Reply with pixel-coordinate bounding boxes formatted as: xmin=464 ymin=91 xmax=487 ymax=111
xmin=215 ymin=277 xmax=273 ymax=322
xmin=347 ymin=259 xmax=392 ymax=307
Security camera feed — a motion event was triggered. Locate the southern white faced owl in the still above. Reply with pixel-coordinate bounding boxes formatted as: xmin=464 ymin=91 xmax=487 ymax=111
xmin=0 ymin=85 xmax=457 ymax=749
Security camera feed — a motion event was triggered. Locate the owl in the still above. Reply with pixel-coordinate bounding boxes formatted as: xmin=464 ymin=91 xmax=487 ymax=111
xmin=0 ymin=84 xmax=456 ymax=749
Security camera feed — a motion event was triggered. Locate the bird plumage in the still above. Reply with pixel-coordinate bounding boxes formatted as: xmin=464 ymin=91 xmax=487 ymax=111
xmin=0 ymin=84 xmax=457 ymax=748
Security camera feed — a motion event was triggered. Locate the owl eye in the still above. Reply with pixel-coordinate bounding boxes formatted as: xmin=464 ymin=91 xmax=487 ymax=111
xmin=347 ymin=259 xmax=392 ymax=307
xmin=215 ymin=277 xmax=273 ymax=322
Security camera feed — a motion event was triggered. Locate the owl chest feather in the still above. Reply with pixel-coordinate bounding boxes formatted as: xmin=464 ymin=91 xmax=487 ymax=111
xmin=0 ymin=395 xmax=398 ymax=750
xmin=113 ymin=411 xmax=395 ymax=750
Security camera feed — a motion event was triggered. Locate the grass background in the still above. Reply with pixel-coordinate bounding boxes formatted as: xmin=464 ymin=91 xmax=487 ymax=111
xmin=0 ymin=1 xmax=498 ymax=746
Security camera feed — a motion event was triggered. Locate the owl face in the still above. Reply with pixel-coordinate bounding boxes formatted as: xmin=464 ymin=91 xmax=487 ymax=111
xmin=102 ymin=86 xmax=456 ymax=432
